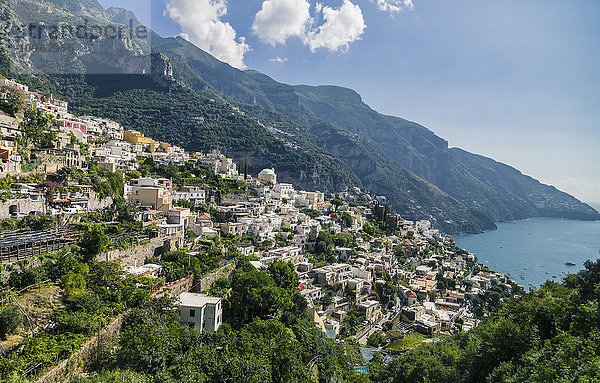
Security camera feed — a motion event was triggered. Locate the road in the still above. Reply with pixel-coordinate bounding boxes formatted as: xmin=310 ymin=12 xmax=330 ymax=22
xmin=355 ymin=310 xmax=396 ymax=345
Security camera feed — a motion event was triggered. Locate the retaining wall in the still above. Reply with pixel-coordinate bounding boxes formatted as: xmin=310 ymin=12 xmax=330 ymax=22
xmin=196 ymin=261 xmax=236 ymax=292
xmin=0 ymin=198 xmax=46 ymax=218
xmin=96 ymin=232 xmax=184 ymax=267
xmin=36 ymin=314 xmax=124 ymax=383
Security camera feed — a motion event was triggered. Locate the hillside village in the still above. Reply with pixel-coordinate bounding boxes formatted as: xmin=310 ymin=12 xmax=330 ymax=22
xmin=0 ymin=78 xmax=521 ymax=379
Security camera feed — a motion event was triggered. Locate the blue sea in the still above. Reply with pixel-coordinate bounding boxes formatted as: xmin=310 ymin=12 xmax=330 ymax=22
xmin=455 ymin=215 xmax=600 ymax=289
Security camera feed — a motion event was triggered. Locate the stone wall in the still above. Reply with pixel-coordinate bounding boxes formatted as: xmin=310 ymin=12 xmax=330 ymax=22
xmin=154 ymin=275 xmax=194 ymax=298
xmin=0 ymin=198 xmax=46 ymax=218
xmin=87 ymin=193 xmax=113 ymax=211
xmin=0 ymin=193 xmax=111 ymax=219
xmin=220 ymin=194 xmax=249 ymax=205
xmin=36 ymin=314 xmax=125 ymax=383
xmin=96 ymin=232 xmax=184 ymax=267
xmin=196 ymin=261 xmax=236 ymax=292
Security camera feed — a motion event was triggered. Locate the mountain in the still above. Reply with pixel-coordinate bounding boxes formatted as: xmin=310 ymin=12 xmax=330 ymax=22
xmin=2 ymin=0 xmax=598 ymax=233
xmin=154 ymin=34 xmax=598 ymax=225
xmin=291 ymin=85 xmax=600 ymax=222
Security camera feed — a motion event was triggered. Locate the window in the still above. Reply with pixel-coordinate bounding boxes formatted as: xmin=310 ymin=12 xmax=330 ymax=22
xmin=189 ymin=309 xmax=196 ymax=317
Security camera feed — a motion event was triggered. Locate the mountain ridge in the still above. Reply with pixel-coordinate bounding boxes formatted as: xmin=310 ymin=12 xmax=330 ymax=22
xmin=2 ymin=0 xmax=598 ymax=234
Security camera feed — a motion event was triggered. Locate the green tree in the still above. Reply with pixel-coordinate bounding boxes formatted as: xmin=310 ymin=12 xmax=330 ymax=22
xmin=18 ymin=108 xmax=57 ymax=148
xmin=63 ymin=262 xmax=89 ymax=294
xmin=367 ymin=332 xmax=383 ymax=347
xmin=79 ymin=224 xmax=109 ymax=258
xmin=314 ymin=230 xmax=334 ymax=255
xmin=117 ymin=298 xmax=187 ymax=375
xmin=268 ymin=261 xmax=299 ymax=292
xmin=228 ymin=268 xmax=292 ymax=327
xmin=330 ymin=198 xmax=343 ymax=211
xmin=0 ymin=306 xmax=21 ymax=340
xmin=0 ymin=85 xmax=24 ymax=117
xmin=363 ymin=222 xmax=376 ymax=236
xmin=334 ymin=232 xmax=354 ymax=247
xmin=341 ymin=211 xmax=353 ymax=228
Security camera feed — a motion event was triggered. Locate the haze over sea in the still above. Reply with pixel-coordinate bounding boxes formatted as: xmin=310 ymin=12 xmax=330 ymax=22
xmin=455 ymin=206 xmax=600 ymax=289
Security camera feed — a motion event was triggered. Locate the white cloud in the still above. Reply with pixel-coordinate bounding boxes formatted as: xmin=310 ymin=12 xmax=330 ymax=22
xmin=252 ymin=0 xmax=311 ymax=45
xmin=269 ymin=57 xmax=288 ymax=63
xmin=314 ymin=2 xmax=323 ymax=15
xmin=374 ymin=0 xmax=414 ymax=14
xmin=165 ymin=0 xmax=250 ymax=69
xmin=251 ymin=0 xmax=365 ymax=53
xmin=305 ymin=0 xmax=366 ymax=52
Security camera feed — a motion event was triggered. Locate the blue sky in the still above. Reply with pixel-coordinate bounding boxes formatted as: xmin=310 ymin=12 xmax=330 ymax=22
xmin=99 ymin=0 xmax=600 ymax=204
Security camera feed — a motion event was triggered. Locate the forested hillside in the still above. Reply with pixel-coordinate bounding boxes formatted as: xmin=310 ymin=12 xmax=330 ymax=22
xmin=293 ymin=85 xmax=600 ymax=223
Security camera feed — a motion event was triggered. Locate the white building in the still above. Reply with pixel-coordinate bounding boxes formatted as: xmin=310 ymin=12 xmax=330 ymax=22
xmin=178 ymin=292 xmax=223 ymax=333
xmin=173 ymin=186 xmax=206 ymax=206
xmin=272 ymin=183 xmax=294 ymax=200
xmin=80 ymin=116 xmax=124 ymax=140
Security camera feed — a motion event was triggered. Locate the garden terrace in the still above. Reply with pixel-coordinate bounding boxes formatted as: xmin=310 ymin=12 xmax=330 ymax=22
xmin=0 ymin=228 xmax=77 ymax=263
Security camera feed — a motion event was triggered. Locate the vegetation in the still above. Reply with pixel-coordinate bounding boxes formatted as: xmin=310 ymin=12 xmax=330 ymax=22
xmin=78 ymin=224 xmax=109 ymax=258
xmin=338 ymin=308 xmax=366 ymax=338
xmin=136 ymin=158 xmax=247 ymax=195
xmin=66 ymin=258 xmax=365 ymax=383
xmin=0 ymin=214 xmax=57 ymax=232
xmin=19 ymin=72 xmax=362 ymax=198
xmin=0 ymin=306 xmax=22 ymax=340
xmin=17 ymin=108 xmax=57 ymax=149
xmin=0 ymin=85 xmax=25 ymax=117
xmin=57 ymin=167 xmax=125 ymax=200
xmin=369 ymin=259 xmax=600 ymax=382
xmin=386 ymin=332 xmax=426 ymax=354
xmin=0 ymin=250 xmax=156 ymax=380
xmin=150 ymin=248 xmax=221 ymax=283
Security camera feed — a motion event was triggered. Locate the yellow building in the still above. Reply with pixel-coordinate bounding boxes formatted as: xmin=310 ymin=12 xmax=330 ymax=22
xmin=123 ymin=130 xmax=159 ymax=151
xmin=128 ymin=187 xmax=171 ymax=212
xmin=219 ymin=222 xmax=248 ymax=236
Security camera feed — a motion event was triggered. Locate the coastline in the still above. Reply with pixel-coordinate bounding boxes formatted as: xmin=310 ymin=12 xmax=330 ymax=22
xmin=454 ymin=217 xmax=600 ymax=288
xmin=456 ymin=211 xmax=600 ymax=237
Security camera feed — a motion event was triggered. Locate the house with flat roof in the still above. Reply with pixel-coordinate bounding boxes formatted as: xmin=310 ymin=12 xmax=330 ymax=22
xmin=178 ymin=292 xmax=223 ymax=333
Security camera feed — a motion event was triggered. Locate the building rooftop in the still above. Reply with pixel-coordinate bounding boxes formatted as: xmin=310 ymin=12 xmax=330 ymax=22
xmin=358 ymin=300 xmax=379 ymax=308
xmin=259 ymin=168 xmax=275 ymax=175
xmin=178 ymin=292 xmax=221 ymax=308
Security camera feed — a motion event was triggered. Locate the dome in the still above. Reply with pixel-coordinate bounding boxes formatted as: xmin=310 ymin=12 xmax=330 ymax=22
xmin=259 ymin=168 xmax=276 ymax=175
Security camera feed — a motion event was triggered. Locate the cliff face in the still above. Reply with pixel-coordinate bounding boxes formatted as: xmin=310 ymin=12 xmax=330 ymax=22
xmin=291 ymin=85 xmax=600 ymax=222
xmin=1 ymin=0 xmax=151 ymax=75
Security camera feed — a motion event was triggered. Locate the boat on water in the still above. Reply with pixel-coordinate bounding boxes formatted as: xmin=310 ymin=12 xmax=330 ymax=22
xmin=565 ymin=261 xmax=576 ymax=266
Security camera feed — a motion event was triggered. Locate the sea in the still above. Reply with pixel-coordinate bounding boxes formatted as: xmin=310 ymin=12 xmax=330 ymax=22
xmin=454 ymin=213 xmax=600 ymax=289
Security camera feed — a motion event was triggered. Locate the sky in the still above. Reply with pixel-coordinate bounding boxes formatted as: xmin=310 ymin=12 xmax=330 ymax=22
xmin=98 ymin=0 xmax=600 ymax=204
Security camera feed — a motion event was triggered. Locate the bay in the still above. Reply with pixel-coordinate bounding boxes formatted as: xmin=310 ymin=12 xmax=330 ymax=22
xmin=454 ymin=217 xmax=600 ymax=289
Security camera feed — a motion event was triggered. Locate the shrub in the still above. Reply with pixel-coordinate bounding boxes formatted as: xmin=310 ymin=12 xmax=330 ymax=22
xmin=0 ymin=306 xmax=22 ymax=340
xmin=79 ymin=224 xmax=109 ymax=259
